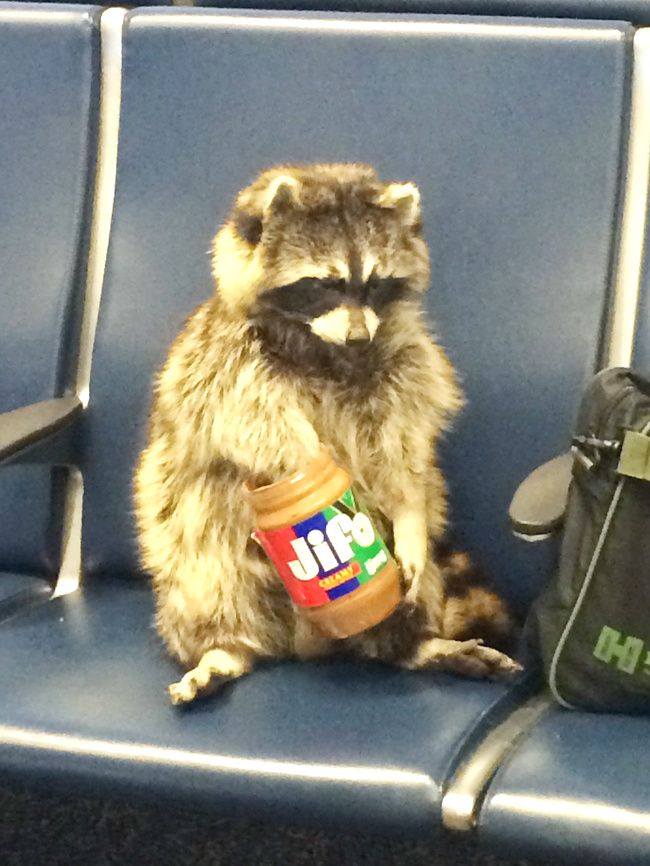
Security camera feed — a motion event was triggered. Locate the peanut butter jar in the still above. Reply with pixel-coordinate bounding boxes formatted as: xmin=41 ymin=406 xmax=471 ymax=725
xmin=246 ymin=450 xmax=402 ymax=639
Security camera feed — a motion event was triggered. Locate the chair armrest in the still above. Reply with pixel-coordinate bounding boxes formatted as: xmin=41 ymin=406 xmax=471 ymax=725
xmin=509 ymin=452 xmax=573 ymax=539
xmin=0 ymin=395 xmax=83 ymax=466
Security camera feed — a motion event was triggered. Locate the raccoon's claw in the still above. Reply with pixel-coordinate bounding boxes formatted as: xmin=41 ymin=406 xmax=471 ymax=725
xmin=406 ymin=636 xmax=522 ymax=680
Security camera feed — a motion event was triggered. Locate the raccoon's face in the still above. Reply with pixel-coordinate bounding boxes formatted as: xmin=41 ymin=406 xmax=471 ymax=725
xmin=212 ymin=164 xmax=430 ymax=379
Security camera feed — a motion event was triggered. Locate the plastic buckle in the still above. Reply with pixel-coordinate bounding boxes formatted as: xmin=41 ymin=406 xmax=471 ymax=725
xmin=571 ymin=435 xmax=621 ymax=472
xmin=617 ymin=430 xmax=650 ymax=480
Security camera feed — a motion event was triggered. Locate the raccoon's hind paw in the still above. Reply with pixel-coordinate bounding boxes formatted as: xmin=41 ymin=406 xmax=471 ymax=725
xmin=404 ymin=637 xmax=522 ymax=680
xmin=169 ymin=672 xmax=234 ymax=705
xmin=168 ymin=647 xmax=252 ymax=705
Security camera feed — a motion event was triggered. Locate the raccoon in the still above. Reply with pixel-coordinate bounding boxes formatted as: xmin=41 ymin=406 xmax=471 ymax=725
xmin=134 ymin=163 xmax=520 ymax=704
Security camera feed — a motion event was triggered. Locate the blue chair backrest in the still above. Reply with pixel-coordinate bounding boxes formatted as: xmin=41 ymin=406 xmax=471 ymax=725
xmin=84 ymin=9 xmax=630 ymax=616
xmin=0 ymin=3 xmax=99 ymax=575
xmin=2 ymin=0 xmax=649 ymax=19
xmin=633 ymin=152 xmax=650 ymax=374
xmin=185 ymin=0 xmax=650 ymax=23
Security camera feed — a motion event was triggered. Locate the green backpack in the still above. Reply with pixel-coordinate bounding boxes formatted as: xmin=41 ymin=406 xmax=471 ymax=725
xmin=512 ymin=367 xmax=650 ymax=713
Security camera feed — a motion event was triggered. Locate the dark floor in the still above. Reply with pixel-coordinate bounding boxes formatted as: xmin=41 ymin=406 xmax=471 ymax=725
xmin=0 ymin=783 xmax=542 ymax=866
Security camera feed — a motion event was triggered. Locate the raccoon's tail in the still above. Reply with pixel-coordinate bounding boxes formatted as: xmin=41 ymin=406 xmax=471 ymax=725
xmin=437 ymin=544 xmax=518 ymax=657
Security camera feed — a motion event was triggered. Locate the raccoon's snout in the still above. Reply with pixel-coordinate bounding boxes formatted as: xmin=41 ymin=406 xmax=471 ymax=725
xmin=346 ymin=308 xmax=370 ymax=344
xmin=310 ymin=306 xmax=379 ymax=345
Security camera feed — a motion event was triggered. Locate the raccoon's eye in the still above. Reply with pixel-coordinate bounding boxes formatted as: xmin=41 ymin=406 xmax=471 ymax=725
xmin=259 ymin=277 xmax=349 ymax=320
xmin=322 ymin=278 xmax=347 ymax=294
xmin=366 ymin=275 xmax=410 ymax=310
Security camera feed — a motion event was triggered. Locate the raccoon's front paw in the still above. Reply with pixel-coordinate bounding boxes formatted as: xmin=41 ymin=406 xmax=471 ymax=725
xmin=406 ymin=637 xmax=523 ymax=680
xmin=395 ymin=541 xmax=427 ymax=606
xmin=393 ymin=509 xmax=428 ymax=605
xmin=399 ymin=561 xmax=425 ymax=607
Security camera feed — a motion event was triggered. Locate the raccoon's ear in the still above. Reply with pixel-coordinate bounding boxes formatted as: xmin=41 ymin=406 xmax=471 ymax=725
xmin=375 ymin=182 xmax=421 ymax=227
xmin=231 ymin=175 xmax=300 ymax=245
xmin=232 ymin=209 xmax=263 ymax=246
xmin=263 ymin=175 xmax=300 ymax=215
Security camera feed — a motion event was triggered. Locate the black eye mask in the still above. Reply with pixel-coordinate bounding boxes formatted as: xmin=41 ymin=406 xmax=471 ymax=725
xmin=249 ymin=274 xmax=416 ymax=384
xmin=363 ymin=274 xmax=412 ymax=311
xmin=254 ymin=275 xmax=412 ymax=323
xmin=257 ymin=277 xmax=347 ymax=323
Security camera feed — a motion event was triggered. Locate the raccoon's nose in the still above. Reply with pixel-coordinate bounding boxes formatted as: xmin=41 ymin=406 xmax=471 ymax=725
xmin=346 ymin=330 xmax=370 ymax=345
xmin=346 ymin=309 xmax=370 ymax=344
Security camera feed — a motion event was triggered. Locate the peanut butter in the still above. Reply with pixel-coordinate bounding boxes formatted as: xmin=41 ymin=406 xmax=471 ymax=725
xmin=246 ymin=450 xmax=402 ymax=639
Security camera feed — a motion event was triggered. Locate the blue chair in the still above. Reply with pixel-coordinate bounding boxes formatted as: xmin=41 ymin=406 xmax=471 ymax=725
xmin=472 ymin=26 xmax=650 ymax=863
xmin=0 ymin=2 xmax=101 ymax=617
xmin=0 ymin=4 xmax=636 ymax=854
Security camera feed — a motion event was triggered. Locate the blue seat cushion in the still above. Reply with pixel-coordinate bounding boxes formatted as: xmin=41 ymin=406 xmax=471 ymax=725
xmin=0 ymin=578 xmax=531 ymax=832
xmin=479 ymin=707 xmax=650 ymax=863
xmin=0 ymin=571 xmax=51 ymax=621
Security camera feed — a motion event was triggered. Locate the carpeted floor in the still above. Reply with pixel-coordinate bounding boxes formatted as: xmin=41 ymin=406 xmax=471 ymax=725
xmin=0 ymin=783 xmax=542 ymax=866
